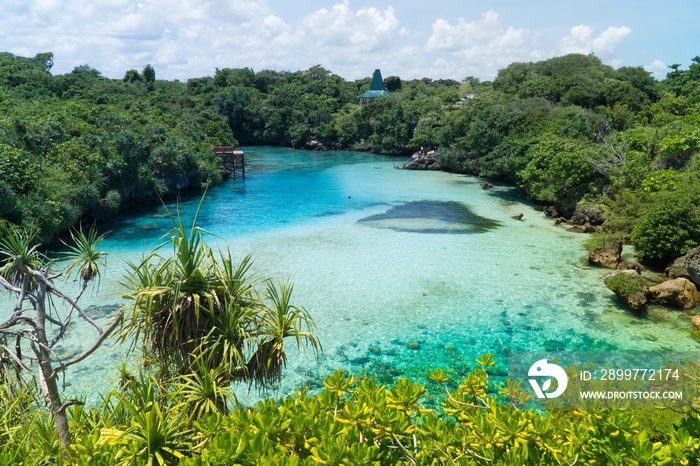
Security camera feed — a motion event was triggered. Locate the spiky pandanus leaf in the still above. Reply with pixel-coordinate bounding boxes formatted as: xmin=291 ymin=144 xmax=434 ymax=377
xmin=0 ymin=224 xmax=46 ymax=288
xmin=122 ymin=195 xmax=321 ymax=386
xmin=61 ymin=224 xmax=109 ymax=286
xmin=243 ymin=281 xmax=321 ymax=385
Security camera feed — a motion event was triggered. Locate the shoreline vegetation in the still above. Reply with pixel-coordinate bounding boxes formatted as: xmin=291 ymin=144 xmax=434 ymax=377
xmin=2 ymin=51 xmax=700 ymax=463
xmin=2 ymin=51 xmax=699 ymax=318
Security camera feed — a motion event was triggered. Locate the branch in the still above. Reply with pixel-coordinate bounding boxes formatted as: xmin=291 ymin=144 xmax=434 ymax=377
xmin=466 ymin=448 xmax=494 ymax=462
xmin=49 ymin=308 xmax=125 ymax=380
xmin=58 ymin=399 xmax=84 ymax=414
xmin=391 ymin=433 xmax=418 ymax=466
xmin=0 ymin=269 xmax=42 ymax=316
xmin=441 ymin=383 xmax=490 ymax=410
xmin=0 ymin=344 xmax=32 ymax=374
xmin=24 ymin=268 xmax=104 ymax=333
xmin=0 ymin=313 xmax=37 ymax=332
xmin=49 ymin=305 xmax=74 ymax=348
xmin=47 ymin=283 xmax=102 ymax=332
xmin=43 ymin=308 xmax=65 ymax=328
xmin=0 ymin=275 xmax=22 ymax=293
xmin=49 ymin=281 xmax=91 ymax=348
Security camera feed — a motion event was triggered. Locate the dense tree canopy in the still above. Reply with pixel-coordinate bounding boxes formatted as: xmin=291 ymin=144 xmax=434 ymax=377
xmin=2 ymin=51 xmax=700 ymax=263
xmin=0 ymin=52 xmax=234 ymax=242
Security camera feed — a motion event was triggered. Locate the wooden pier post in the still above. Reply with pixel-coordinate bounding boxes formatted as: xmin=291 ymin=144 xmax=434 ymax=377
xmin=214 ymin=146 xmax=245 ymax=179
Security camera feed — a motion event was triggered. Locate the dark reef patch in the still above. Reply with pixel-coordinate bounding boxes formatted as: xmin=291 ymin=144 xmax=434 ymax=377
xmin=317 ymin=210 xmax=345 ymax=217
xmin=357 ymin=200 xmax=502 ymax=234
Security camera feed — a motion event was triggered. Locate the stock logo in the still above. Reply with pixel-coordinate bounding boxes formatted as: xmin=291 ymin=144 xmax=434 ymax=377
xmin=528 ymin=359 xmax=568 ymax=399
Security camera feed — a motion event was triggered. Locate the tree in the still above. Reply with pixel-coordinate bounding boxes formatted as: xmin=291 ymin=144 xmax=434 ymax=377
xmin=123 ymin=69 xmax=142 ymax=83
xmin=384 ymin=75 xmax=402 ymax=92
xmin=142 ymin=64 xmax=155 ymax=83
xmin=518 ymin=134 xmax=599 ymax=212
xmin=631 ymin=181 xmax=700 ymax=263
xmin=0 ymin=224 xmax=123 ymax=456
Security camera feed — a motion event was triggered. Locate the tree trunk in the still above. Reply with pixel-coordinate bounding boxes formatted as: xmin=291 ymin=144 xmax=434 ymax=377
xmin=37 ymin=356 xmax=72 ymax=453
xmin=34 ymin=275 xmax=73 ymax=457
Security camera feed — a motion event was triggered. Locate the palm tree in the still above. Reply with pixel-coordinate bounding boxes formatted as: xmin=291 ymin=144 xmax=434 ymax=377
xmin=121 ymin=197 xmax=321 ymax=386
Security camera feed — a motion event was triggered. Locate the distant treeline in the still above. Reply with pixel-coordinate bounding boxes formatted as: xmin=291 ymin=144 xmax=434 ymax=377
xmin=1 ymin=51 xmax=700 ymax=264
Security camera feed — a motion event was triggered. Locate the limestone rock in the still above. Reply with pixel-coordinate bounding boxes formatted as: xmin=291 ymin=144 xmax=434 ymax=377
xmin=570 ymin=203 xmax=605 ymax=227
xmin=617 ymin=260 xmax=644 ymax=274
xmin=512 ymin=213 xmax=524 ymax=220
xmin=543 ymin=206 xmax=560 ymax=218
xmin=604 ymin=270 xmax=647 ymax=313
xmin=684 ymin=247 xmax=700 ymax=287
xmin=305 ymin=139 xmax=327 ymax=151
xmin=647 ymin=278 xmax=698 ymax=309
xmin=404 ymin=150 xmax=441 ymax=170
xmin=587 ymin=240 xmax=623 ymax=269
xmin=692 ymin=315 xmax=700 ymax=333
xmin=479 ymin=181 xmax=493 ymax=190
xmin=666 ymin=255 xmax=690 ymax=279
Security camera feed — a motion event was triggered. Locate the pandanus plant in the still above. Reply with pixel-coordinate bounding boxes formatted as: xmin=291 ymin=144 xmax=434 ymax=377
xmin=121 ymin=196 xmax=321 ymax=387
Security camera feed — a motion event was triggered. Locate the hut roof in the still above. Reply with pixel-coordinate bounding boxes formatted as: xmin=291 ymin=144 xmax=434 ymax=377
xmin=358 ymin=69 xmax=393 ymax=99
xmin=358 ymin=89 xmax=393 ymax=98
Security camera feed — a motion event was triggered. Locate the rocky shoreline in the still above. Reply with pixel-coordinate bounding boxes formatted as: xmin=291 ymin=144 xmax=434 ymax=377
xmin=401 ymin=149 xmax=700 ymax=339
xmin=402 ymin=149 xmax=441 ymax=170
xmin=592 ymin=244 xmax=700 ymax=310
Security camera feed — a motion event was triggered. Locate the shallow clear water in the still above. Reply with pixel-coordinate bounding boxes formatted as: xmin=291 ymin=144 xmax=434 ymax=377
xmin=8 ymin=147 xmax=697 ymax=402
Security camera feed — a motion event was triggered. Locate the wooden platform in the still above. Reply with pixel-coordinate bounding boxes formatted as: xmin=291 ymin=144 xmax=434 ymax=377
xmin=214 ymin=146 xmax=245 ymax=179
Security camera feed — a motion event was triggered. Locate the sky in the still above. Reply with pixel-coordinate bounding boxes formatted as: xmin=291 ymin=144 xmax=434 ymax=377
xmin=1 ymin=0 xmax=698 ymax=83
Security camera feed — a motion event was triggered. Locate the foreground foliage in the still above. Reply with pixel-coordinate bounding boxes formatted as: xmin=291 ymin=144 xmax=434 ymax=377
xmin=121 ymin=197 xmax=321 ymax=385
xmin=0 ymin=224 xmax=123 ymax=455
xmin=1 ymin=355 xmax=699 ymax=465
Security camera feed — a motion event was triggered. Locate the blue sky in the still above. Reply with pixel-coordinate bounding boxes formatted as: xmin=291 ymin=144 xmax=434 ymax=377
xmin=1 ymin=0 xmax=698 ymax=82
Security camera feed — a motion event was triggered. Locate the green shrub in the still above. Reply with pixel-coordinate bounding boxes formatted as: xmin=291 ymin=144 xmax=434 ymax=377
xmin=584 ymin=231 xmax=624 ymax=253
xmin=631 ymin=183 xmax=700 ymax=263
xmin=4 ymin=355 xmax=700 ymax=465
xmin=518 ymin=134 xmax=599 ymax=211
xmin=640 ymin=169 xmax=678 ymax=193
xmin=0 ymin=181 xmax=17 ymax=219
xmin=604 ymin=271 xmax=647 ymax=295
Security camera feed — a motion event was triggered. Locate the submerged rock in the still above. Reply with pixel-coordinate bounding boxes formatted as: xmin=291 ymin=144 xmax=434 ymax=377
xmin=647 ymin=278 xmax=698 ymax=309
xmin=357 ymin=200 xmax=502 ymax=234
xmin=406 ymin=340 xmax=421 ymax=350
xmin=691 ymin=315 xmax=700 ymax=341
xmin=479 ymin=181 xmax=493 ymax=190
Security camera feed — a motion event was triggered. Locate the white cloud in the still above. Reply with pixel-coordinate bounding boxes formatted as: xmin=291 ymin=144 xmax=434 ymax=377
xmin=645 ymin=59 xmax=669 ymax=79
xmin=557 ymin=25 xmax=631 ymax=56
xmin=0 ymin=1 xmax=668 ymax=82
xmin=423 ymin=11 xmax=539 ymax=79
xmin=425 ymin=11 xmax=502 ymax=53
xmin=300 ymin=0 xmax=404 ymax=52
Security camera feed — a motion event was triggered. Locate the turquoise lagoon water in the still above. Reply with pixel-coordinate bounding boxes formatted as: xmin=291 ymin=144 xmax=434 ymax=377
xmin=22 ymin=147 xmax=699 ymax=401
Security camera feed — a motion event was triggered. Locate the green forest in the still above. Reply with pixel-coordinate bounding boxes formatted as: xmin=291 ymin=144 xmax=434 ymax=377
xmin=1 ymin=51 xmax=700 ymax=463
xmin=2 ymin=52 xmax=700 ymax=264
